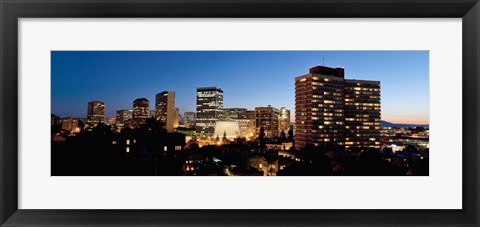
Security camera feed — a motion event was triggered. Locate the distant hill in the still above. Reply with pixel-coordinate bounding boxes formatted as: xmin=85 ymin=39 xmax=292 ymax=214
xmin=381 ymin=120 xmax=429 ymax=128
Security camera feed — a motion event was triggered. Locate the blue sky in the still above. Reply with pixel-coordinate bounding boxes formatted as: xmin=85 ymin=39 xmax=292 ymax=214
xmin=51 ymin=51 xmax=429 ymax=124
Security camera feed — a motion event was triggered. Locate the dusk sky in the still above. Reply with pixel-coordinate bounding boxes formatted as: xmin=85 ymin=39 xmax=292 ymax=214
xmin=51 ymin=51 xmax=429 ymax=124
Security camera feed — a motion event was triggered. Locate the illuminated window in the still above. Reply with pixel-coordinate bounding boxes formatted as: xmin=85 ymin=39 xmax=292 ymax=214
xmin=126 ymin=139 xmax=130 ymax=145
xmin=126 ymin=147 xmax=130 ymax=153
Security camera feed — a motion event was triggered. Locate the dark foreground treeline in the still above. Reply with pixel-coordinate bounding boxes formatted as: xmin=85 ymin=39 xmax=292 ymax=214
xmin=52 ymin=120 xmax=429 ymax=176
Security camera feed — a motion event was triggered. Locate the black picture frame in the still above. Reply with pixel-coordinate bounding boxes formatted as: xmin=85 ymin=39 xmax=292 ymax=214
xmin=1 ymin=0 xmax=479 ymax=226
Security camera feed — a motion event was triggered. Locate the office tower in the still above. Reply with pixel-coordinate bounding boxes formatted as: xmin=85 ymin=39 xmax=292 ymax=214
xmin=278 ymin=107 xmax=291 ymax=134
xmin=224 ymin=108 xmax=248 ymax=119
xmin=224 ymin=108 xmax=256 ymax=138
xmin=116 ymin=109 xmax=133 ymax=129
xmin=344 ymin=80 xmax=382 ymax=149
xmin=294 ymin=65 xmax=381 ymax=150
xmin=155 ymin=91 xmax=175 ymax=132
xmin=174 ymin=108 xmax=180 ymax=128
xmin=255 ymin=105 xmax=279 ymax=138
xmin=59 ymin=117 xmax=79 ymax=132
xmin=132 ymin=98 xmax=150 ymax=126
xmin=87 ymin=100 xmax=105 ymax=124
xmin=184 ymin=111 xmax=196 ymax=127
xmin=195 ymin=87 xmax=223 ymax=135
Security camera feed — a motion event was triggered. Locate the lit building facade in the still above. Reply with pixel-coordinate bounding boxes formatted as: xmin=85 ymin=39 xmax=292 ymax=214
xmin=294 ymin=65 xmax=381 ymax=150
xmin=105 ymin=117 xmax=116 ymax=127
xmin=87 ymin=100 xmax=105 ymax=124
xmin=278 ymin=107 xmax=291 ymax=134
xmin=344 ymin=80 xmax=382 ymax=149
xmin=224 ymin=108 xmax=248 ymax=119
xmin=214 ymin=121 xmax=240 ymax=140
xmin=155 ymin=91 xmax=176 ymax=132
xmin=255 ymin=105 xmax=279 ymax=138
xmin=116 ymin=109 xmax=133 ymax=129
xmin=224 ymin=108 xmax=256 ymax=138
xmin=184 ymin=111 xmax=196 ymax=127
xmin=195 ymin=87 xmax=223 ymax=136
xmin=174 ymin=107 xmax=180 ymax=128
xmin=59 ymin=117 xmax=80 ymax=132
xmin=132 ymin=98 xmax=150 ymax=127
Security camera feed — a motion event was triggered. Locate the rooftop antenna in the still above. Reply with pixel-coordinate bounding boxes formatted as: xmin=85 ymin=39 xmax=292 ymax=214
xmin=322 ymin=57 xmax=325 ymax=66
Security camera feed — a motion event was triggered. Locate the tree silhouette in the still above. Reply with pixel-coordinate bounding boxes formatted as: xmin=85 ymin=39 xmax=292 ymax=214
xmin=280 ymin=130 xmax=286 ymax=142
xmin=288 ymin=128 xmax=294 ymax=142
xmin=92 ymin=122 xmax=112 ymax=137
xmin=223 ymin=130 xmax=227 ymax=142
xmin=258 ymin=127 xmax=266 ymax=152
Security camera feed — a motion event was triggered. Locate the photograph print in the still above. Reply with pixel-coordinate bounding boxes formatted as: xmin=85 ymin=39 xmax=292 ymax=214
xmin=51 ymin=51 xmax=429 ymax=176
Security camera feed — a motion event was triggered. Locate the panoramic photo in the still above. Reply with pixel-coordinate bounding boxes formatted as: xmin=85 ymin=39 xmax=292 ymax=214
xmin=51 ymin=51 xmax=429 ymax=176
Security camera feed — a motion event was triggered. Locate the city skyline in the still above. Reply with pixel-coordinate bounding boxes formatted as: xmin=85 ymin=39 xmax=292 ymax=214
xmin=51 ymin=51 xmax=429 ymax=124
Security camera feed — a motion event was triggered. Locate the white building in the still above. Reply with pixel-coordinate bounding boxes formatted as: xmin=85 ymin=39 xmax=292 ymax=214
xmin=214 ymin=121 xmax=240 ymax=140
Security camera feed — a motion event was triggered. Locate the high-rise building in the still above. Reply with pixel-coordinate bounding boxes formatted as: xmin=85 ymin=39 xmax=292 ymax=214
xmin=132 ymin=98 xmax=150 ymax=127
xmin=278 ymin=107 xmax=291 ymax=134
xmin=195 ymin=87 xmax=223 ymax=136
xmin=344 ymin=80 xmax=382 ymax=149
xmin=116 ymin=109 xmax=133 ymax=129
xmin=155 ymin=91 xmax=175 ymax=132
xmin=255 ymin=105 xmax=279 ymax=138
xmin=184 ymin=111 xmax=196 ymax=127
xmin=174 ymin=108 xmax=180 ymax=128
xmin=294 ymin=65 xmax=381 ymax=150
xmin=87 ymin=100 xmax=105 ymax=124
